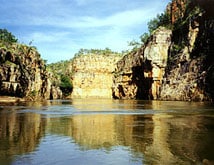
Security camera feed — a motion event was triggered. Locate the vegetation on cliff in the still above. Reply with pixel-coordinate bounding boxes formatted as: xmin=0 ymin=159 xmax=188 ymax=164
xmin=112 ymin=0 xmax=214 ymax=101
xmin=47 ymin=60 xmax=73 ymax=97
xmin=1 ymin=0 xmax=213 ymax=101
xmin=73 ymin=48 xmax=122 ymax=58
xmin=0 ymin=29 xmax=58 ymax=100
xmin=0 ymin=29 xmax=18 ymax=44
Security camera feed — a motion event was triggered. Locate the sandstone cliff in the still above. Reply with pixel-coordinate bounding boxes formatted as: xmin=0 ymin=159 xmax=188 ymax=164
xmin=0 ymin=43 xmax=62 ymax=100
xmin=112 ymin=0 xmax=214 ymax=101
xmin=160 ymin=0 xmax=214 ymax=101
xmin=60 ymin=0 xmax=213 ymax=101
xmin=72 ymin=54 xmax=122 ymax=98
xmin=112 ymin=27 xmax=172 ymax=100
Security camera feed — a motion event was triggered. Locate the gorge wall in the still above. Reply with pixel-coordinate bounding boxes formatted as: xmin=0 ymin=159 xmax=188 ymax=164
xmin=112 ymin=27 xmax=172 ymax=100
xmin=160 ymin=0 xmax=214 ymax=101
xmin=112 ymin=0 xmax=214 ymax=101
xmin=0 ymin=43 xmax=62 ymax=101
xmin=71 ymin=54 xmax=121 ymax=98
xmin=61 ymin=0 xmax=213 ymax=101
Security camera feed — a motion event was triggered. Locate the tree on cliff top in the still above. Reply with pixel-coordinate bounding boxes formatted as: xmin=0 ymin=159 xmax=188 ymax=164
xmin=147 ymin=10 xmax=171 ymax=33
xmin=0 ymin=29 xmax=18 ymax=43
xmin=74 ymin=48 xmax=122 ymax=58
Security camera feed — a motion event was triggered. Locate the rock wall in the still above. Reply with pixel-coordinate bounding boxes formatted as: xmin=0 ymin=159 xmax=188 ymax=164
xmin=71 ymin=54 xmax=122 ymax=98
xmin=112 ymin=0 xmax=214 ymax=101
xmin=168 ymin=0 xmax=187 ymax=24
xmin=112 ymin=27 xmax=172 ymax=100
xmin=0 ymin=43 xmax=62 ymax=100
xmin=160 ymin=0 xmax=214 ymax=101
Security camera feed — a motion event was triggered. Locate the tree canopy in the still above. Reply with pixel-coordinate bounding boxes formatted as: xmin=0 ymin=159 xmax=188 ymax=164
xmin=0 ymin=29 xmax=18 ymax=43
xmin=59 ymin=74 xmax=73 ymax=96
xmin=74 ymin=48 xmax=122 ymax=58
xmin=147 ymin=11 xmax=171 ymax=33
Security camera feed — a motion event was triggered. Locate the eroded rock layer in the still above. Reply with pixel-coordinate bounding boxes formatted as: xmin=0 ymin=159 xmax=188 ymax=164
xmin=112 ymin=0 xmax=214 ymax=101
xmin=0 ymin=43 xmax=62 ymax=100
xmin=112 ymin=27 xmax=172 ymax=100
xmin=71 ymin=54 xmax=122 ymax=98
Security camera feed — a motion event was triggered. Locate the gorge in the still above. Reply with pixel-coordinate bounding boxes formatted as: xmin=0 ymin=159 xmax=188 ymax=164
xmin=71 ymin=0 xmax=214 ymax=101
xmin=0 ymin=0 xmax=213 ymax=102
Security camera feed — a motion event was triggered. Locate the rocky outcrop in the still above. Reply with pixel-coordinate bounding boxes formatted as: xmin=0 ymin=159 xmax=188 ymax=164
xmin=160 ymin=0 xmax=214 ymax=101
xmin=112 ymin=0 xmax=214 ymax=101
xmin=112 ymin=27 xmax=172 ymax=100
xmin=0 ymin=43 xmax=62 ymax=100
xmin=71 ymin=54 xmax=122 ymax=98
xmin=168 ymin=0 xmax=187 ymax=24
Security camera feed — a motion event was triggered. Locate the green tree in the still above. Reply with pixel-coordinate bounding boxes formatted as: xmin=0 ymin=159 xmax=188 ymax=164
xmin=0 ymin=29 xmax=18 ymax=43
xmin=147 ymin=11 xmax=171 ymax=33
xmin=140 ymin=32 xmax=150 ymax=44
xmin=128 ymin=40 xmax=141 ymax=50
xmin=59 ymin=74 xmax=73 ymax=96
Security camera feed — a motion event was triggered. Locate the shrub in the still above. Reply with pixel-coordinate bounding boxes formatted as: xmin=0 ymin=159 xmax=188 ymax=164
xmin=0 ymin=29 xmax=18 ymax=43
xmin=59 ymin=74 xmax=73 ymax=96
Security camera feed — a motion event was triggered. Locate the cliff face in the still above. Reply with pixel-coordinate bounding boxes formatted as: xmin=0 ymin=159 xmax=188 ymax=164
xmin=112 ymin=0 xmax=214 ymax=101
xmin=71 ymin=54 xmax=121 ymax=98
xmin=161 ymin=0 xmax=214 ymax=101
xmin=112 ymin=27 xmax=172 ymax=99
xmin=0 ymin=43 xmax=62 ymax=100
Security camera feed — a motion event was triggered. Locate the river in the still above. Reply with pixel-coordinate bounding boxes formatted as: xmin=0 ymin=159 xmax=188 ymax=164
xmin=0 ymin=99 xmax=214 ymax=165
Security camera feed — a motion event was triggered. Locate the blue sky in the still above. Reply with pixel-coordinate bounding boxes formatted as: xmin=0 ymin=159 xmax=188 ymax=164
xmin=0 ymin=0 xmax=171 ymax=63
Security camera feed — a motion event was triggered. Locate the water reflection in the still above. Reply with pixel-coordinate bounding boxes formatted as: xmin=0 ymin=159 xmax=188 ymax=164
xmin=0 ymin=100 xmax=214 ymax=164
xmin=0 ymin=109 xmax=46 ymax=165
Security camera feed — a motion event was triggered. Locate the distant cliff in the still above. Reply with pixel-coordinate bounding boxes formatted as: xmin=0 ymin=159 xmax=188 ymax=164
xmin=71 ymin=53 xmax=122 ymax=98
xmin=0 ymin=42 xmax=62 ymax=101
xmin=47 ymin=0 xmax=214 ymax=101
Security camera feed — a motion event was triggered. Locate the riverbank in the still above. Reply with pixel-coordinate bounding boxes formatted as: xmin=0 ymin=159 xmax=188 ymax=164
xmin=0 ymin=96 xmax=25 ymax=103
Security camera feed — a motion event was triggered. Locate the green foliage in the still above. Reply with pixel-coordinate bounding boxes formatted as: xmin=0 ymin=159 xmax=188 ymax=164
xmin=128 ymin=40 xmax=141 ymax=51
xmin=147 ymin=11 xmax=171 ymax=33
xmin=140 ymin=33 xmax=150 ymax=44
xmin=59 ymin=74 xmax=73 ymax=96
xmin=47 ymin=60 xmax=73 ymax=90
xmin=47 ymin=60 xmax=72 ymax=76
xmin=127 ymin=33 xmax=150 ymax=53
xmin=0 ymin=29 xmax=18 ymax=43
xmin=29 ymin=90 xmax=37 ymax=97
xmin=127 ymin=10 xmax=171 ymax=53
xmin=74 ymin=48 xmax=122 ymax=58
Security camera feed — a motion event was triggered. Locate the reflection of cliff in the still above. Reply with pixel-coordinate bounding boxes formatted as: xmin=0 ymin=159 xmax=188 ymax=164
xmin=167 ymin=115 xmax=214 ymax=163
xmin=72 ymin=115 xmax=117 ymax=149
xmin=0 ymin=109 xmax=46 ymax=164
xmin=46 ymin=100 xmax=214 ymax=164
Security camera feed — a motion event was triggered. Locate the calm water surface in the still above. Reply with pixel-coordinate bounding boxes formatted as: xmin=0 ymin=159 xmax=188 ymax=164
xmin=0 ymin=99 xmax=214 ymax=165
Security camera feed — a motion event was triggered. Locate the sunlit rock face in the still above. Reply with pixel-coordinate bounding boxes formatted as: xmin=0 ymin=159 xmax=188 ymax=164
xmin=0 ymin=44 xmax=61 ymax=100
xmin=112 ymin=27 xmax=172 ymax=100
xmin=113 ymin=0 xmax=214 ymax=101
xmin=144 ymin=27 xmax=172 ymax=99
xmin=160 ymin=0 xmax=214 ymax=101
xmin=71 ymin=54 xmax=121 ymax=98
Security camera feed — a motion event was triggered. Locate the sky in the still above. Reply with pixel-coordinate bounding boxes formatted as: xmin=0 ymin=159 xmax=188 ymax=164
xmin=0 ymin=0 xmax=171 ymax=63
